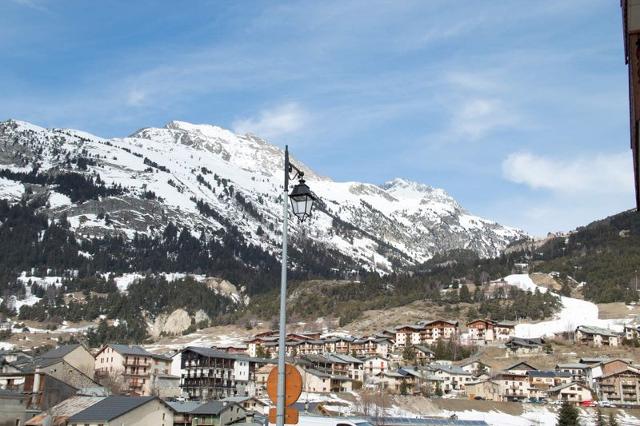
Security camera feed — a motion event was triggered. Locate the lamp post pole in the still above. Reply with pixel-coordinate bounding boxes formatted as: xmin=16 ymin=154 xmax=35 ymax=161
xmin=274 ymin=145 xmax=316 ymax=426
xmin=276 ymin=146 xmax=291 ymax=426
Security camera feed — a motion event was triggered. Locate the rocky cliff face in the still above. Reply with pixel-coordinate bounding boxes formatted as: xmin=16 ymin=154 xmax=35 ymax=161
xmin=0 ymin=119 xmax=525 ymax=272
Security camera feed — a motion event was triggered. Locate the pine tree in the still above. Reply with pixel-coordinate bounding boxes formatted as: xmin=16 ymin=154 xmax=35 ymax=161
xmin=608 ymin=413 xmax=619 ymax=426
xmin=594 ymin=408 xmax=605 ymax=426
xmin=556 ymin=401 xmax=579 ymax=426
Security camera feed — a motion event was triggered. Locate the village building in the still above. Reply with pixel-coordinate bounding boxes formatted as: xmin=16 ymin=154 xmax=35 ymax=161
xmin=575 ymin=325 xmax=621 ymax=347
xmin=596 ymin=366 xmax=640 ymax=404
xmin=413 ymin=345 xmax=435 ymax=363
xmin=493 ymin=372 xmax=529 ymax=401
xmin=426 ymin=365 xmax=474 ymax=393
xmin=0 ymin=371 xmax=82 ymax=422
xmin=296 ymin=366 xmax=353 ymax=393
xmin=37 ymin=344 xmax=95 ymax=378
xmin=24 ymin=395 xmax=106 ymax=426
xmin=504 ymin=337 xmax=545 ymax=357
xmin=375 ymin=370 xmax=410 ymax=393
xmin=173 ymin=347 xmax=269 ymax=400
xmin=555 ymin=363 xmax=590 ymax=384
xmin=624 ymin=323 xmax=640 ymax=340
xmin=165 ymin=401 xmax=201 ymax=426
xmin=527 ymin=371 xmax=572 ymax=399
xmin=418 ymin=320 xmax=459 ymax=344
xmin=301 ymin=353 xmax=364 ymax=382
xmin=457 ymin=360 xmax=492 ymax=376
xmin=190 ymin=400 xmax=247 ymax=426
xmin=394 ymin=325 xmax=424 ymax=348
xmin=363 ymin=356 xmax=390 ymax=378
xmin=546 ymin=382 xmax=593 ymax=405
xmin=465 ymin=379 xmax=501 ymax=401
xmin=67 ymin=396 xmax=174 ymax=426
xmin=504 ymin=361 xmax=538 ymax=376
xmin=466 ymin=319 xmax=516 ymax=344
xmin=221 ymin=396 xmax=269 ymax=414
xmin=95 ymin=344 xmax=172 ymax=396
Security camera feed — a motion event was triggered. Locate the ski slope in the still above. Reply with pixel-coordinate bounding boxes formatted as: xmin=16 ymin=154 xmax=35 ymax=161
xmin=505 ymin=274 xmax=629 ymax=338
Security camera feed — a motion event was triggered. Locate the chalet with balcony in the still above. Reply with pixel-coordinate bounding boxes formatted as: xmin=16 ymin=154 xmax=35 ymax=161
xmin=95 ymin=344 xmax=171 ymax=396
xmin=596 ymin=366 xmax=640 ymax=405
xmin=575 ymin=326 xmax=622 ymax=347
xmin=418 ymin=320 xmax=459 ymax=344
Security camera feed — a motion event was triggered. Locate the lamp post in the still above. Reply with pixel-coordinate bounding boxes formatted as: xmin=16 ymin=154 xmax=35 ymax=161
xmin=276 ymin=145 xmax=316 ymax=426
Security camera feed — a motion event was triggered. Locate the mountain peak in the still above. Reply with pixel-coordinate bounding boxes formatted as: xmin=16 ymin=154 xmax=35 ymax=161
xmin=164 ymin=120 xmax=238 ymax=140
xmin=381 ymin=177 xmax=451 ymax=200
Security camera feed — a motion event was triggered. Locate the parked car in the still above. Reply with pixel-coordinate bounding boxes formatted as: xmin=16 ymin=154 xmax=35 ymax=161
xmin=580 ymin=400 xmax=596 ymax=407
xmin=597 ymin=401 xmax=616 ymax=408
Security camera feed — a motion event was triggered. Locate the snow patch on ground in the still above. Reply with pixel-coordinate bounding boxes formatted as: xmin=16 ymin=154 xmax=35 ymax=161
xmin=0 ymin=341 xmax=15 ymax=350
xmin=505 ymin=274 xmax=630 ymax=338
xmin=48 ymin=191 xmax=72 ymax=208
xmin=0 ymin=177 xmax=23 ymax=201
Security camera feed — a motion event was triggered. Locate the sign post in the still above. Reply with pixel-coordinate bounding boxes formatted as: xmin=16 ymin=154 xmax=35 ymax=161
xmin=267 ymin=364 xmax=303 ymax=425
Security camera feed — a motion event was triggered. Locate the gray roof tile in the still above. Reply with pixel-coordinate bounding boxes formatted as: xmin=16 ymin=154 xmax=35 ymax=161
xmin=68 ymin=396 xmax=157 ymax=422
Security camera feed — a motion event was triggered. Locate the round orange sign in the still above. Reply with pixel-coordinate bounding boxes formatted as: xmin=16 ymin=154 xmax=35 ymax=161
xmin=266 ymin=363 xmax=303 ymax=406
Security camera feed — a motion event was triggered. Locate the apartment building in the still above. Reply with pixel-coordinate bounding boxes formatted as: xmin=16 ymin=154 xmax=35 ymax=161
xmin=419 ymin=320 xmax=459 ymax=344
xmin=467 ymin=319 xmax=515 ymax=343
xmin=173 ymin=347 xmax=270 ymax=400
xmin=95 ymin=344 xmax=172 ymax=396
xmin=596 ymin=366 xmax=640 ymax=404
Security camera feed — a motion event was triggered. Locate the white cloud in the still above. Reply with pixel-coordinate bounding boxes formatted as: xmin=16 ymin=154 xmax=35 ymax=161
xmin=232 ymin=102 xmax=308 ymax=140
xmin=454 ymin=98 xmax=518 ymax=140
xmin=502 ymin=151 xmax=633 ymax=195
xmin=126 ymin=89 xmax=146 ymax=106
xmin=11 ymin=0 xmax=49 ymax=12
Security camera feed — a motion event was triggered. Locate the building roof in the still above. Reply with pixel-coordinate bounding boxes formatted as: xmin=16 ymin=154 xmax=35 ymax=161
xmin=39 ymin=344 xmax=83 ymax=359
xmin=191 ymin=400 xmax=237 ymax=415
xmin=68 ymin=396 xmax=158 ymax=422
xmin=414 ymin=345 xmax=435 ymax=355
xmin=25 ymin=395 xmax=105 ymax=426
xmin=325 ymin=353 xmax=362 ymax=364
xmin=395 ymin=324 xmax=425 ymax=331
xmin=600 ymin=366 xmax=640 ymax=379
xmin=221 ymin=396 xmax=268 ymax=405
xmin=419 ymin=319 xmax=459 ymax=327
xmin=548 ymin=382 xmax=591 ymax=393
xmin=426 ymin=365 xmax=472 ymax=376
xmin=109 ymin=344 xmax=153 ymax=357
xmin=505 ymin=337 xmax=544 ymax=348
xmin=367 ymin=417 xmax=487 ymax=426
xmin=576 ymin=325 xmax=621 ymax=337
xmin=165 ymin=400 xmax=202 ymax=414
xmin=556 ymin=363 xmax=589 ymax=370
xmin=183 ymin=346 xmax=252 ymax=361
xmin=528 ymin=370 xmax=572 ymax=378
xmin=504 ymin=361 xmax=538 ymax=372
xmin=579 ymin=357 xmax=611 ymax=364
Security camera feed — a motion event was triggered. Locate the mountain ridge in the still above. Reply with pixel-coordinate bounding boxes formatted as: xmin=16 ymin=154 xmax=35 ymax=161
xmin=0 ymin=118 xmax=525 ymax=272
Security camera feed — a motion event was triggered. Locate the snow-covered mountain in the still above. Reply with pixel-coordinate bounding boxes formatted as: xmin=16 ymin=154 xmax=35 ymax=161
xmin=0 ymin=119 xmax=525 ymax=272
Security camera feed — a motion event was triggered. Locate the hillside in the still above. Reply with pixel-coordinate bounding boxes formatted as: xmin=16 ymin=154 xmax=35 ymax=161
xmin=530 ymin=209 xmax=640 ymax=303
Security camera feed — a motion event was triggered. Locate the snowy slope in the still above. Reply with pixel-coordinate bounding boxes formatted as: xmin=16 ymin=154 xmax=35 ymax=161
xmin=0 ymin=119 xmax=525 ymax=271
xmin=505 ymin=274 xmax=630 ymax=338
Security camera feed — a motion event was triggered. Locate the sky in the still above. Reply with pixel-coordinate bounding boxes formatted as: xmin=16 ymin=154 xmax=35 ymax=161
xmin=0 ymin=0 xmax=634 ymax=236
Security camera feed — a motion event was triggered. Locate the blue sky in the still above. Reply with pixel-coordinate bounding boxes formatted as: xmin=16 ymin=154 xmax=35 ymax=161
xmin=0 ymin=0 xmax=634 ymax=235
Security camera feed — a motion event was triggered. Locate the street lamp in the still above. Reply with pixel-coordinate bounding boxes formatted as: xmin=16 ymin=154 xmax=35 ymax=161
xmin=276 ymin=145 xmax=317 ymax=426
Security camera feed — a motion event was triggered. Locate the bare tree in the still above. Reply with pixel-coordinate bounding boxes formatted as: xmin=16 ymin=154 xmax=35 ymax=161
xmin=98 ymin=370 xmax=126 ymax=395
xmin=357 ymin=389 xmax=391 ymax=425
